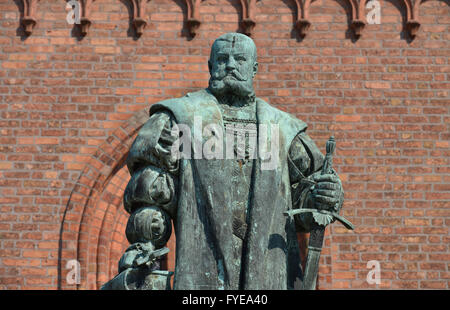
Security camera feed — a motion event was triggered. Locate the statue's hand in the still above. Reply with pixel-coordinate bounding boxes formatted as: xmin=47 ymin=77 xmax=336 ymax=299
xmin=310 ymin=172 xmax=343 ymax=213
xmin=126 ymin=206 xmax=172 ymax=249
xmin=118 ymin=241 xmax=155 ymax=274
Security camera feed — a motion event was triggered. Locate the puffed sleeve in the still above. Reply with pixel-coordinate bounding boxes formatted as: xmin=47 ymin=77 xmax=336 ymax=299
xmin=122 ymin=111 xmax=179 ymax=248
xmin=124 ymin=111 xmax=178 ymax=216
xmin=288 ymin=131 xmax=324 ymax=232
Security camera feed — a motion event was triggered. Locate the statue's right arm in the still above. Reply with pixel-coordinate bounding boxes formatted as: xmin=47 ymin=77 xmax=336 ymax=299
xmin=118 ymin=111 xmax=179 ymax=273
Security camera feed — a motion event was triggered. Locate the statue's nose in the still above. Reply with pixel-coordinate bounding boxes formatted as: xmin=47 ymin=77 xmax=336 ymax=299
xmin=226 ymin=56 xmax=236 ymax=70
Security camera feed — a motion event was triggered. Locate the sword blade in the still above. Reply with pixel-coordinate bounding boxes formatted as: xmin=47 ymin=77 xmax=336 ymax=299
xmin=302 ymin=222 xmax=325 ymax=290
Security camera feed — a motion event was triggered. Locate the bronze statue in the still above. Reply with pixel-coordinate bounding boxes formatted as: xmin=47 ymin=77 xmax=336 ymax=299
xmin=102 ymin=32 xmax=348 ymax=290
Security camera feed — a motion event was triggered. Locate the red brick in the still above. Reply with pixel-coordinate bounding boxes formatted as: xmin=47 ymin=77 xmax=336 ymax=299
xmin=0 ymin=0 xmax=447 ymax=291
xmin=420 ymin=281 xmax=447 ymax=289
xmin=365 ymin=81 xmax=391 ymax=89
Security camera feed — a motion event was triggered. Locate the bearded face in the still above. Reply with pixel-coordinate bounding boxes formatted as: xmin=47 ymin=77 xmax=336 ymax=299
xmin=208 ymin=34 xmax=258 ymax=99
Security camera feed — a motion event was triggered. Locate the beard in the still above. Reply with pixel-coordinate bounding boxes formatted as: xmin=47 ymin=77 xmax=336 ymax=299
xmin=208 ymin=70 xmax=255 ymax=106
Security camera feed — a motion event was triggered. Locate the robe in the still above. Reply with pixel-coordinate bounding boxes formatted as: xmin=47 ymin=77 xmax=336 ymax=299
xmin=124 ymin=88 xmax=327 ymax=290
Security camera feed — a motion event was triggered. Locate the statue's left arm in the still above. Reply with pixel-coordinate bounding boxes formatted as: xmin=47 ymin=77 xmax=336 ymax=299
xmin=288 ymin=131 xmax=344 ymax=232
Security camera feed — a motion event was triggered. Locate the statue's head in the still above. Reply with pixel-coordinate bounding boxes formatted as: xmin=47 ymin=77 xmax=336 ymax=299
xmin=208 ymin=32 xmax=258 ymax=99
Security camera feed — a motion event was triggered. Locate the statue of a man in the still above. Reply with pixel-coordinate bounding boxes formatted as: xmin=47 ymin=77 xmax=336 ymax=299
xmin=108 ymin=32 xmax=344 ymax=290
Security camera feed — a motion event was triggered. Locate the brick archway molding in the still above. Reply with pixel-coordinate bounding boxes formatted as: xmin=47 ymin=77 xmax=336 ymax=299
xmin=57 ymin=109 xmax=149 ymax=290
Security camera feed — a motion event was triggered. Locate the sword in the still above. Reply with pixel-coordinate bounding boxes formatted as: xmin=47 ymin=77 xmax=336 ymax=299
xmin=284 ymin=136 xmax=354 ymax=290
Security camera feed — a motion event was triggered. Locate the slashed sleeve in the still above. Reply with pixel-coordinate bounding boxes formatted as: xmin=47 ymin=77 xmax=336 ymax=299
xmin=123 ymin=111 xmax=179 ymax=248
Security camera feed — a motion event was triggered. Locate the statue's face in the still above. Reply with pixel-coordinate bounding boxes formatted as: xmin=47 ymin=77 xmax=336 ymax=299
xmin=208 ymin=33 xmax=258 ymax=98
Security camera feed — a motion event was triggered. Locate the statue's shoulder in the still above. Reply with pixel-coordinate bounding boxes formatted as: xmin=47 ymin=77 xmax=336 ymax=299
xmin=149 ymin=89 xmax=214 ymax=117
xmin=256 ymin=97 xmax=307 ymax=133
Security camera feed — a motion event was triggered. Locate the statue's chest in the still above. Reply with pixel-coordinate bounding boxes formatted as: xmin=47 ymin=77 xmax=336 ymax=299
xmin=218 ymin=103 xmax=257 ymax=224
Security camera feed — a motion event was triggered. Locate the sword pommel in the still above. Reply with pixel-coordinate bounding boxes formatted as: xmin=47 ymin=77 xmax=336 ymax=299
xmin=326 ymin=136 xmax=335 ymax=155
xmin=322 ymin=136 xmax=335 ymax=175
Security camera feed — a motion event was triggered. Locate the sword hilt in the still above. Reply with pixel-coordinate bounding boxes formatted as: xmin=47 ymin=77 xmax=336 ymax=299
xmin=283 ymin=208 xmax=354 ymax=230
xmin=284 ymin=136 xmax=354 ymax=230
xmin=134 ymin=246 xmax=170 ymax=267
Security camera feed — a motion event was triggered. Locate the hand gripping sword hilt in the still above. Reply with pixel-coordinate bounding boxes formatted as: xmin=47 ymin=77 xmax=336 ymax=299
xmin=284 ymin=136 xmax=354 ymax=231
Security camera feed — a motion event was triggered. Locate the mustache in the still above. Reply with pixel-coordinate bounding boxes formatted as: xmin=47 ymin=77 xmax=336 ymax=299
xmin=212 ymin=70 xmax=247 ymax=82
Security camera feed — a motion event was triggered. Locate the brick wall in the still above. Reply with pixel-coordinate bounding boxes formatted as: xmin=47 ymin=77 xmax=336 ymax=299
xmin=0 ymin=0 xmax=449 ymax=289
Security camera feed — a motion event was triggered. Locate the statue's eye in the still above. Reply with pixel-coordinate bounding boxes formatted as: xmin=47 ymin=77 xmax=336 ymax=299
xmin=235 ymin=56 xmax=246 ymax=64
xmin=217 ymin=55 xmax=227 ymax=62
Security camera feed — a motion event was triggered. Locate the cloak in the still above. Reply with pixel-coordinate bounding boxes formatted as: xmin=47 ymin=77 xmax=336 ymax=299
xmin=148 ymin=89 xmax=308 ymax=290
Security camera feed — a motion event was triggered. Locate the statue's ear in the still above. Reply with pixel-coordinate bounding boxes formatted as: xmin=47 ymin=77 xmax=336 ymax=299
xmin=208 ymin=60 xmax=212 ymax=75
xmin=253 ymin=62 xmax=258 ymax=77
